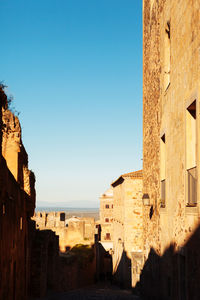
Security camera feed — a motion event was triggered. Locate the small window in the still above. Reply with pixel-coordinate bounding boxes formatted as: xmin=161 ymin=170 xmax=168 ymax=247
xmin=187 ymin=167 xmax=197 ymax=206
xmin=60 ymin=213 xmax=65 ymax=221
xmin=105 ymin=233 xmax=111 ymax=240
xmin=186 ymin=101 xmax=197 ymax=206
xmin=105 ymin=204 xmax=109 ymax=209
xmin=105 ymin=218 xmax=109 ymax=223
xmin=45 ymin=213 xmax=48 ymax=226
xmin=164 ymin=21 xmax=170 ymax=91
xmin=20 ymin=217 xmax=23 ymax=230
xmin=160 ymin=134 xmax=166 ymax=207
xmin=3 ymin=204 xmax=5 ymax=215
xmin=161 ymin=180 xmax=166 ymax=208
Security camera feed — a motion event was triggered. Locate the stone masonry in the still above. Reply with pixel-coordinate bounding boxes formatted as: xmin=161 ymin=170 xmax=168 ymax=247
xmin=0 ymin=87 xmax=36 ymax=300
xmin=33 ymin=212 xmax=95 ymax=251
xmin=111 ymin=170 xmax=143 ymax=289
xmin=142 ymin=0 xmax=200 ymax=299
xmin=99 ymin=188 xmax=114 ymax=250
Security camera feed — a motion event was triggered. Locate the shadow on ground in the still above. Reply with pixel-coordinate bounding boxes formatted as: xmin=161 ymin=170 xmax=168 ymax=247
xmin=30 ymin=283 xmax=141 ymax=300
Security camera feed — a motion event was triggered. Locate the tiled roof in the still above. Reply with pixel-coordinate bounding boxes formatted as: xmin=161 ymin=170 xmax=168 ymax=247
xmin=111 ymin=170 xmax=143 ymax=187
xmin=122 ymin=170 xmax=143 ymax=178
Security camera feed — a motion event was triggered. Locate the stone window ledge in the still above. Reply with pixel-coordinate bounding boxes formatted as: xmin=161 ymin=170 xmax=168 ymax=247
xmin=160 ymin=206 xmax=167 ymax=213
xmin=185 ymin=205 xmax=198 ymax=215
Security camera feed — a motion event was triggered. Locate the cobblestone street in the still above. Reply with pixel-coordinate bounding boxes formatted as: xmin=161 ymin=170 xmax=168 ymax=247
xmin=31 ymin=284 xmax=141 ymax=300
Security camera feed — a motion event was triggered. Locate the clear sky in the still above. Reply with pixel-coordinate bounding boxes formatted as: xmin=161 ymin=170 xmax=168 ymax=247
xmin=1 ymin=0 xmax=143 ymax=207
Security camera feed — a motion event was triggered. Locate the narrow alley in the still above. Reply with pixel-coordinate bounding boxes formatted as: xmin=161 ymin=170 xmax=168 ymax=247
xmin=31 ymin=284 xmax=140 ymax=300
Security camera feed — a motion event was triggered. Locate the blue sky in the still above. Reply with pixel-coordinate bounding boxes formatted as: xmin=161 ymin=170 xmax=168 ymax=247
xmin=1 ymin=0 xmax=143 ymax=207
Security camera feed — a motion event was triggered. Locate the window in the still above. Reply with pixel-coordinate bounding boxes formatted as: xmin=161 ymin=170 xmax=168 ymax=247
xmin=164 ymin=21 xmax=170 ymax=91
xmin=105 ymin=218 xmax=109 ymax=223
xmin=45 ymin=214 xmax=48 ymax=226
xmin=105 ymin=204 xmax=109 ymax=209
xmin=187 ymin=167 xmax=197 ymax=206
xmin=105 ymin=233 xmax=111 ymax=240
xmin=186 ymin=101 xmax=197 ymax=206
xmin=160 ymin=134 xmax=166 ymax=207
xmin=60 ymin=213 xmax=65 ymax=221
xmin=20 ymin=217 xmax=23 ymax=230
xmin=111 ymin=204 xmax=113 ymax=208
xmin=3 ymin=203 xmax=5 ymax=215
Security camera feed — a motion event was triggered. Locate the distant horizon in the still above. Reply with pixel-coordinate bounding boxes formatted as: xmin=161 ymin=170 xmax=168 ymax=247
xmin=35 ymin=206 xmax=99 ymax=213
xmin=36 ymin=200 xmax=99 ymax=209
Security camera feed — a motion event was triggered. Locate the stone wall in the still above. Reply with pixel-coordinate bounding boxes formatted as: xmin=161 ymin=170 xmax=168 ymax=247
xmin=111 ymin=170 xmax=143 ymax=288
xmin=99 ymin=188 xmax=114 ymax=246
xmin=32 ymin=212 xmax=95 ymax=251
xmin=142 ymin=0 xmax=161 ymax=260
xmin=58 ymin=245 xmax=96 ymax=291
xmin=0 ymin=87 xmax=36 ymax=300
xmin=142 ymin=0 xmax=200 ymax=299
xmin=29 ymin=227 xmax=59 ymax=298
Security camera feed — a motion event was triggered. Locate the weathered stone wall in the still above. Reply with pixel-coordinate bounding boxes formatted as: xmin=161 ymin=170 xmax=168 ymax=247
xmin=142 ymin=0 xmax=200 ymax=299
xmin=82 ymin=217 xmax=95 ymax=240
xmin=124 ymin=179 xmax=143 ymax=254
xmin=0 ymin=88 xmax=36 ymax=300
xmin=142 ymin=0 xmax=161 ymax=260
xmin=33 ymin=212 xmax=95 ymax=251
xmin=111 ymin=171 xmax=143 ymax=288
xmin=58 ymin=245 xmax=96 ymax=291
xmin=29 ymin=228 xmax=59 ymax=298
xmin=29 ymin=221 xmax=96 ymax=297
xmin=158 ymin=0 xmax=200 ymax=251
xmin=99 ymin=188 xmax=114 ymax=244
xmin=112 ymin=180 xmax=125 ymax=279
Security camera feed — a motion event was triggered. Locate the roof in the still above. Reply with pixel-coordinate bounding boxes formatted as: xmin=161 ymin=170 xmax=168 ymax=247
xmin=121 ymin=170 xmax=143 ymax=178
xmin=111 ymin=170 xmax=143 ymax=187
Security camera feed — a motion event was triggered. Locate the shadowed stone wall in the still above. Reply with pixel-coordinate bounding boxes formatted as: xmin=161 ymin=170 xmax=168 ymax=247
xmin=0 ymin=87 xmax=36 ymax=300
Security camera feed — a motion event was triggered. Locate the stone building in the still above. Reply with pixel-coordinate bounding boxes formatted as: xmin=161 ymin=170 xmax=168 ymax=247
xmin=0 ymin=87 xmax=36 ymax=300
xmin=111 ymin=170 xmax=143 ymax=288
xmin=33 ymin=211 xmax=95 ymax=251
xmin=99 ymin=188 xmax=114 ymax=250
xmin=142 ymin=0 xmax=200 ymax=299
